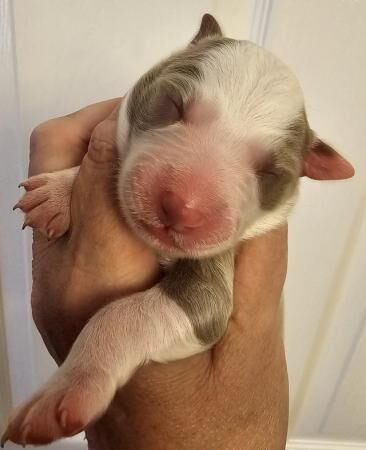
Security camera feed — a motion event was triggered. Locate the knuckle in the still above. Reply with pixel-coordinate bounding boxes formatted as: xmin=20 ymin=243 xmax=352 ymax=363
xmin=30 ymin=120 xmax=54 ymax=147
xmin=87 ymin=120 xmax=116 ymax=164
xmin=29 ymin=119 xmax=59 ymax=159
xmin=29 ymin=123 xmax=47 ymax=151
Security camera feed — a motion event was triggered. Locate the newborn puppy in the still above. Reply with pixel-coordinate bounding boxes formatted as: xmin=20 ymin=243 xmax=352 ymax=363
xmin=2 ymin=14 xmax=354 ymax=446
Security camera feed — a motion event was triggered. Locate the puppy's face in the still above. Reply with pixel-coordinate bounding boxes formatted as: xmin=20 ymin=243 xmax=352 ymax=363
xmin=116 ymin=14 xmax=353 ymax=258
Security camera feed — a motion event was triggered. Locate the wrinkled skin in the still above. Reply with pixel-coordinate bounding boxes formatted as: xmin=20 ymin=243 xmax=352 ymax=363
xmin=26 ymin=98 xmax=288 ymax=450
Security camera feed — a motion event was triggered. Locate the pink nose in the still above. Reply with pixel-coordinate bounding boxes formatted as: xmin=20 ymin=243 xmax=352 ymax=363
xmin=158 ymin=191 xmax=204 ymax=231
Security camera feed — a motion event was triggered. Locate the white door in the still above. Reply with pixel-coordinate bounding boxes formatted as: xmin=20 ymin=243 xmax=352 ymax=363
xmin=1 ymin=1 xmax=365 ymax=449
xmin=266 ymin=0 xmax=366 ymax=445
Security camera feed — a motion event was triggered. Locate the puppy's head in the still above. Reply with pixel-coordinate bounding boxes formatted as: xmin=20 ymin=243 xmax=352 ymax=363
xmin=117 ymin=14 xmax=354 ymax=258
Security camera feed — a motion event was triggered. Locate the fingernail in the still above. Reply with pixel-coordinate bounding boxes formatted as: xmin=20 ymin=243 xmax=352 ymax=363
xmin=0 ymin=433 xmax=8 ymax=448
xmin=47 ymin=230 xmax=55 ymax=240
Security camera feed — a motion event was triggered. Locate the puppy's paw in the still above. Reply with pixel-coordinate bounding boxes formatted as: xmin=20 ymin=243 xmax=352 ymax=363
xmin=13 ymin=167 xmax=78 ymax=239
xmin=1 ymin=368 xmax=115 ymax=446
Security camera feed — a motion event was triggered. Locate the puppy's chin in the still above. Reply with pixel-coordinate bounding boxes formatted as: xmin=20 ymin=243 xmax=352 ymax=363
xmin=124 ymin=216 xmax=234 ymax=259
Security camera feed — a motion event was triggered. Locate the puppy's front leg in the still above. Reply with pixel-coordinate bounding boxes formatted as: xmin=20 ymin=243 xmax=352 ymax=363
xmin=157 ymin=250 xmax=234 ymax=361
xmin=14 ymin=166 xmax=79 ymax=238
xmin=1 ymin=251 xmax=234 ymax=446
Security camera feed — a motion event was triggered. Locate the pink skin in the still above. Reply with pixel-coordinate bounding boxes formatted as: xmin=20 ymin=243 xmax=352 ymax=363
xmin=123 ymin=161 xmax=236 ymax=253
xmin=119 ymin=121 xmax=250 ymax=255
xmin=158 ymin=191 xmax=206 ymax=229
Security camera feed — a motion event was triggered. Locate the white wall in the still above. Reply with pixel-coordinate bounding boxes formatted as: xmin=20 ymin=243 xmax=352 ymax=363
xmin=0 ymin=298 xmax=11 ymax=431
xmin=2 ymin=0 xmax=366 ymax=448
xmin=266 ymin=0 xmax=366 ymax=440
xmin=0 ymin=0 xmax=38 ymax=416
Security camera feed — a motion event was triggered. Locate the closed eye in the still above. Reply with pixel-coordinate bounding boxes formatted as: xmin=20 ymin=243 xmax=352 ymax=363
xmin=257 ymin=167 xmax=279 ymax=179
xmin=258 ymin=169 xmax=277 ymax=176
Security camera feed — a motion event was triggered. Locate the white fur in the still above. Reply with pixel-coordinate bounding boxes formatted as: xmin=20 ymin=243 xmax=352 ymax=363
xmin=116 ymin=91 xmax=131 ymax=156
xmin=66 ymin=287 xmax=205 ymax=374
xmin=199 ymin=41 xmax=304 ymax=144
xmin=117 ymin=40 xmax=304 ymax=256
xmin=118 ymin=122 xmax=261 ymax=257
xmin=6 ymin=287 xmax=206 ymax=438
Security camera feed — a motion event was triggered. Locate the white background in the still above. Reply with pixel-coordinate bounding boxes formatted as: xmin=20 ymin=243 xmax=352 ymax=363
xmin=1 ymin=1 xmax=365 ymax=449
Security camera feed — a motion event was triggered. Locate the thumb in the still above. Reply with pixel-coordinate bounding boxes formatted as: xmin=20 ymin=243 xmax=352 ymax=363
xmin=71 ymin=109 xmax=120 ymax=234
xmin=67 ymin=106 xmax=158 ymax=296
xmin=83 ymin=106 xmax=119 ymax=169
xmin=72 ymin=108 xmax=120 ymax=218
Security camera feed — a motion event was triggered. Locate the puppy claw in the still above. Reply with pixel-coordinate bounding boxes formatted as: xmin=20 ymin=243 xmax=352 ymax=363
xmin=20 ymin=424 xmax=31 ymax=447
xmin=14 ymin=168 xmax=77 ymax=238
xmin=0 ymin=428 xmax=9 ymax=448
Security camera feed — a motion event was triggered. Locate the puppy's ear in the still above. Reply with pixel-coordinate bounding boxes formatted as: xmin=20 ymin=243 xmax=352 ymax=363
xmin=191 ymin=14 xmax=223 ymax=45
xmin=302 ymin=138 xmax=354 ymax=180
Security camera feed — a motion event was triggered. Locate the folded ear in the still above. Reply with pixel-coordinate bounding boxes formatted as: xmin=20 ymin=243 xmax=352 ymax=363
xmin=191 ymin=13 xmax=223 ymax=45
xmin=302 ymin=138 xmax=354 ymax=180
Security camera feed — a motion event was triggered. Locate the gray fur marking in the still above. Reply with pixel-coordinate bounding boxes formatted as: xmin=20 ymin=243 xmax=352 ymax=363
xmin=258 ymin=110 xmax=311 ymax=210
xmin=127 ymin=38 xmax=235 ymax=133
xmin=160 ymin=251 xmax=234 ymax=345
xmin=191 ymin=13 xmax=223 ymax=45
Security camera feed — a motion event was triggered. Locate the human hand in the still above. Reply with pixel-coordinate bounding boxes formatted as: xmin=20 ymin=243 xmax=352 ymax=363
xmin=108 ymin=226 xmax=289 ymax=450
xmin=28 ymin=99 xmax=159 ymax=364
xmin=6 ymin=100 xmax=288 ymax=450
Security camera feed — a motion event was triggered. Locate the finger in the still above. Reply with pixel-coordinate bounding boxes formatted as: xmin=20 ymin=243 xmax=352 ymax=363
xmin=28 ymin=118 xmax=86 ymax=176
xmin=69 ymin=112 xmax=121 ymax=224
xmin=67 ymin=98 xmax=121 ymax=145
xmin=231 ymin=224 xmax=288 ymax=327
xmin=213 ymin=225 xmax=288 ymax=351
xmin=84 ymin=116 xmax=119 ymax=167
xmin=212 ymin=225 xmax=288 ymax=378
xmin=28 ymin=99 xmax=121 ymax=177
xmin=73 ymin=102 xmax=121 ymax=202
xmin=66 ymin=110 xmax=159 ymax=313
